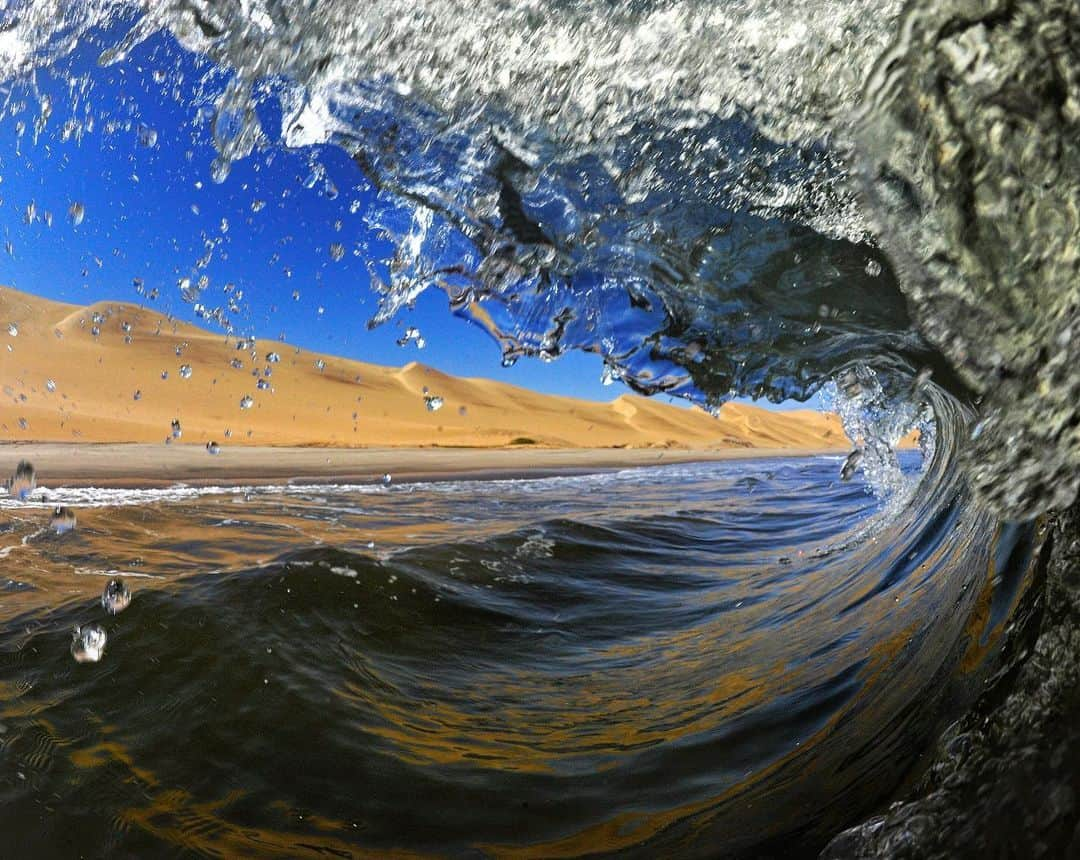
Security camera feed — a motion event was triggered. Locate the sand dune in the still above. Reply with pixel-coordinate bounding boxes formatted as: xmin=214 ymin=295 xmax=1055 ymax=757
xmin=0 ymin=285 xmax=850 ymax=451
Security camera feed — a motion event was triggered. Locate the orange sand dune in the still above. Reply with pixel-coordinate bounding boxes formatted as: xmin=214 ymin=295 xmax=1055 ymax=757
xmin=0 ymin=285 xmax=850 ymax=451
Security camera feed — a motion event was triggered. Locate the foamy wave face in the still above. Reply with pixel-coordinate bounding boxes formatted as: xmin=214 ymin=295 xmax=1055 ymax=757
xmin=1 ymin=482 xmax=380 ymax=509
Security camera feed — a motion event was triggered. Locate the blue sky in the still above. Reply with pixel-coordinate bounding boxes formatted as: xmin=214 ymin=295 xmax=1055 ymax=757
xmin=0 ymin=23 xmax=819 ymax=411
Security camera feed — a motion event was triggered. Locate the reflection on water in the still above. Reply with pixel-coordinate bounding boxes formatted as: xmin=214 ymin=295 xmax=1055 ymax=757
xmin=0 ymin=456 xmax=1044 ymax=856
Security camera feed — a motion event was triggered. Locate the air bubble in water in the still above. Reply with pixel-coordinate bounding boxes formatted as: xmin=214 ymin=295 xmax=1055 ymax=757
xmin=329 ymin=243 xmax=345 ymax=261
xmin=239 ymin=395 xmax=254 ymax=409
xmin=71 ymin=624 xmax=107 ymax=663
xmin=179 ymin=364 xmax=193 ymax=379
xmin=424 ymin=394 xmax=444 ymax=412
xmin=68 ymin=201 xmax=85 ymax=226
xmin=133 ymin=389 xmax=141 ymax=401
xmin=206 ymin=441 xmax=221 ymax=455
xmin=251 ymin=199 xmax=266 ymax=213
xmin=865 ymin=260 xmax=882 ymax=277
xmin=101 ymin=579 xmax=131 ymax=615
xmin=50 ymin=506 xmax=76 ymax=534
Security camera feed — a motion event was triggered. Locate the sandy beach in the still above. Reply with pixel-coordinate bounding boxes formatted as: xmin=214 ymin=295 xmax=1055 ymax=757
xmin=0 ymin=442 xmax=846 ymax=489
xmin=0 ymin=285 xmax=858 ymax=487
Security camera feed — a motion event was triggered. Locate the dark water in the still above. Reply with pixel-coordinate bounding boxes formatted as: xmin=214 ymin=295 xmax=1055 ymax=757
xmin=0 ymin=454 xmax=1043 ymax=857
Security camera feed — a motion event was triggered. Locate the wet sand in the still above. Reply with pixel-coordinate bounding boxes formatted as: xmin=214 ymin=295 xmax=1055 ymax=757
xmin=1 ymin=443 xmax=842 ymax=489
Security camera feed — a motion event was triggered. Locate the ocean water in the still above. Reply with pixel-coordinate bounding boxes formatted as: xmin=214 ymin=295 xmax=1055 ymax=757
xmin=0 ymin=454 xmax=1045 ymax=856
xmin=0 ymin=0 xmax=1075 ymax=855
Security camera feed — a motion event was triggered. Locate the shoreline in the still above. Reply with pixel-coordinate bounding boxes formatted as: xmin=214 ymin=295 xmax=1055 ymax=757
xmin=0 ymin=443 xmax=845 ymax=490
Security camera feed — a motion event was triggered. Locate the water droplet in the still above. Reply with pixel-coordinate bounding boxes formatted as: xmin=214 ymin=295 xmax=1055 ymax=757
xmin=71 ymin=623 xmax=107 ymax=663
xmin=179 ymin=364 xmax=193 ymax=379
xmin=210 ymin=157 xmax=230 ymax=184
xmin=171 ymin=419 xmax=182 ymax=439
xmin=68 ymin=201 xmax=85 ymax=226
xmin=101 ymin=578 xmax=132 ymax=615
xmin=133 ymin=389 xmax=141 ymax=401
xmin=329 ymin=243 xmax=345 ymax=262
xmin=137 ymin=123 xmax=158 ymax=147
xmin=206 ymin=441 xmax=221 ymax=455
xmin=5 ymin=461 xmax=35 ymax=500
xmin=314 ymin=359 xmax=326 ymax=372
xmin=50 ymin=506 xmax=76 ymax=534
xmin=266 ymin=351 xmax=280 ymax=363
xmin=865 ymin=260 xmax=882 ymax=277
xmin=239 ymin=395 xmax=254 ymax=410
xmin=161 ymin=370 xmax=169 ymax=380
xmin=251 ymin=199 xmax=266 ymax=213
xmin=396 ymin=327 xmax=425 ymax=349
xmin=380 ymin=473 xmax=392 ymax=487
xmin=45 ymin=379 xmax=56 ymax=392
xmin=7 ymin=322 xmax=17 ymax=337
xmin=424 ymin=394 xmax=444 ymax=412
xmin=840 ymin=448 xmax=863 ymax=481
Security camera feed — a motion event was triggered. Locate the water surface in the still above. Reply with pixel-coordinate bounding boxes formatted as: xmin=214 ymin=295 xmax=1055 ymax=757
xmin=0 ymin=455 xmax=1040 ymax=856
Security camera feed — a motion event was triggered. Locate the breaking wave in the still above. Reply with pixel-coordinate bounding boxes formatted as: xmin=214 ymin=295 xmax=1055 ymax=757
xmin=0 ymin=0 xmax=1075 ymax=855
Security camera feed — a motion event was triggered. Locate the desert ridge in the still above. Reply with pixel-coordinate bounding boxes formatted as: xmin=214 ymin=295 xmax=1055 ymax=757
xmin=0 ymin=285 xmax=851 ymax=451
